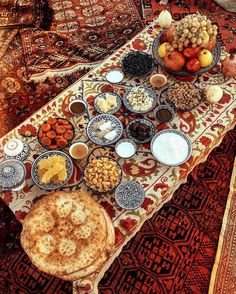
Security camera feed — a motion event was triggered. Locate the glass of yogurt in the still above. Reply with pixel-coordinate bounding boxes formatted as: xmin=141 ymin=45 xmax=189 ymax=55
xmin=115 ymin=139 xmax=137 ymax=159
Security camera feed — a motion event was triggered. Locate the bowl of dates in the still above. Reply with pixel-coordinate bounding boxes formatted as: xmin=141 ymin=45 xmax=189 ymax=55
xmin=127 ymin=118 xmax=155 ymax=144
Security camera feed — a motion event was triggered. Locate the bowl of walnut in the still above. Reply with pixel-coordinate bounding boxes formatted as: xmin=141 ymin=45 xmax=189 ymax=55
xmin=83 ymin=156 xmax=122 ymax=194
xmin=166 ymin=82 xmax=204 ymax=111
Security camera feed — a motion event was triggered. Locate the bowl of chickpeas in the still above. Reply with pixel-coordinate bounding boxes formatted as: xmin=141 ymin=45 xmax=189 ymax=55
xmin=37 ymin=117 xmax=75 ymax=150
xmin=83 ymin=156 xmax=122 ymax=194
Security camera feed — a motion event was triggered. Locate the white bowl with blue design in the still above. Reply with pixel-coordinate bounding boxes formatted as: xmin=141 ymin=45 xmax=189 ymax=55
xmin=86 ymin=114 xmax=123 ymax=146
xmin=0 ymin=159 xmax=26 ymax=191
xmin=31 ymin=150 xmax=73 ymax=190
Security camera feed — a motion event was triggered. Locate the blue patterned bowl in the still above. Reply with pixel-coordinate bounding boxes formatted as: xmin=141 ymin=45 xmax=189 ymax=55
xmin=94 ymin=92 xmax=122 ymax=114
xmin=115 ymin=181 xmax=145 ymax=210
xmin=31 ymin=150 xmax=73 ymax=190
xmin=0 ymin=159 xmax=26 ymax=191
xmin=86 ymin=114 xmax=123 ymax=146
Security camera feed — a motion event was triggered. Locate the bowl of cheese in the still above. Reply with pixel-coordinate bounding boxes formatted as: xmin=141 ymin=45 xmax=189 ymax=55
xmin=94 ymin=92 xmax=122 ymax=114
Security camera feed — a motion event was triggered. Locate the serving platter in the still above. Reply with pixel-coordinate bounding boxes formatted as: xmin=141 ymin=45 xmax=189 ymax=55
xmin=152 ymin=31 xmax=221 ymax=76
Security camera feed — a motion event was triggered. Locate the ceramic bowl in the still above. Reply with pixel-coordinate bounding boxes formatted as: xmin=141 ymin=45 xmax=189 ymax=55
xmin=152 ymin=31 xmax=221 ymax=77
xmin=121 ymin=51 xmax=155 ymax=77
xmin=127 ymin=118 xmax=156 ymax=144
xmin=37 ymin=117 xmax=75 ymax=151
xmin=115 ymin=181 xmax=145 ymax=210
xmin=123 ymin=85 xmax=157 ymax=114
xmin=83 ymin=156 xmax=122 ymax=194
xmin=31 ymin=150 xmax=74 ymax=190
xmin=115 ymin=139 xmax=137 ymax=159
xmin=151 ymin=129 xmax=192 ymax=166
xmin=86 ymin=114 xmax=123 ymax=146
xmin=0 ymin=159 xmax=26 ymax=191
xmin=4 ymin=141 xmax=29 ymax=161
xmin=94 ymin=92 xmax=122 ymax=114
xmin=154 ymin=105 xmax=175 ymax=124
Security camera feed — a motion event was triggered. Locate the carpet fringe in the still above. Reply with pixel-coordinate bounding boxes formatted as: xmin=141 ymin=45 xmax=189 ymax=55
xmin=29 ymin=62 xmax=100 ymax=83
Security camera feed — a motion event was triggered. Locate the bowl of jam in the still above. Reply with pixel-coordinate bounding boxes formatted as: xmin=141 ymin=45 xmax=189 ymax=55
xmin=154 ymin=105 xmax=175 ymax=124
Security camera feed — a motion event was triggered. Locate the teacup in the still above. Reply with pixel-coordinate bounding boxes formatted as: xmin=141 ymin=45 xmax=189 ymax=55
xmin=68 ymin=100 xmax=87 ymax=116
xmin=69 ymin=142 xmax=89 ymax=160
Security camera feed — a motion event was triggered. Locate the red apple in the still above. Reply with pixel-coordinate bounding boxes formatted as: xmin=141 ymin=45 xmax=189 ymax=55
xmin=164 ymin=51 xmax=185 ymax=71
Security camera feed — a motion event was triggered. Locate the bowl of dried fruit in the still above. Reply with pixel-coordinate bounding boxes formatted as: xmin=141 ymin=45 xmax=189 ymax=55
xmin=121 ymin=51 xmax=155 ymax=77
xmin=37 ymin=117 xmax=75 ymax=150
xmin=31 ymin=150 xmax=74 ymax=190
xmin=166 ymin=82 xmax=204 ymax=111
xmin=127 ymin=118 xmax=156 ymax=144
xmin=83 ymin=156 xmax=122 ymax=194
xmin=123 ymin=85 xmax=157 ymax=114
xmin=152 ymin=13 xmax=221 ymax=76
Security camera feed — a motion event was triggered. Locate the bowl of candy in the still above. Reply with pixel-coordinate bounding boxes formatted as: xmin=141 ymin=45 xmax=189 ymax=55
xmin=152 ymin=13 xmax=221 ymax=76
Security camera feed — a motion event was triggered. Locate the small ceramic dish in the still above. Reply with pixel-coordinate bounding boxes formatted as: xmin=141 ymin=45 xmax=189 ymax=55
xmin=105 ymin=69 xmax=124 ymax=84
xmin=37 ymin=117 xmax=75 ymax=150
xmin=31 ymin=150 xmax=74 ymax=190
xmin=121 ymin=51 xmax=155 ymax=77
xmin=151 ymin=129 xmax=192 ymax=166
xmin=4 ymin=141 xmax=29 ymax=161
xmin=86 ymin=114 xmax=123 ymax=146
xmin=115 ymin=139 xmax=137 ymax=158
xmin=83 ymin=156 xmax=122 ymax=194
xmin=152 ymin=31 xmax=221 ymax=76
xmin=154 ymin=105 xmax=175 ymax=124
xmin=0 ymin=159 xmax=26 ymax=191
xmin=115 ymin=181 xmax=145 ymax=210
xmin=94 ymin=92 xmax=122 ymax=114
xmin=123 ymin=85 xmax=157 ymax=114
xmin=127 ymin=118 xmax=156 ymax=144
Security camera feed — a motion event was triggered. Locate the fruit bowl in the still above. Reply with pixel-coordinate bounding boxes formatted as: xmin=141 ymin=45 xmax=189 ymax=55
xmin=152 ymin=31 xmax=221 ymax=77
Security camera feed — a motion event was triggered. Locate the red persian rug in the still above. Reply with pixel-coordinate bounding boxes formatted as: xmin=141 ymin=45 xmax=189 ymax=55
xmin=0 ymin=128 xmax=235 ymax=293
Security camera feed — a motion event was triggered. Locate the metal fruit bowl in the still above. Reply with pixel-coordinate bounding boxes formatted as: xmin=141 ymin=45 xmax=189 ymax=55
xmin=152 ymin=31 xmax=221 ymax=76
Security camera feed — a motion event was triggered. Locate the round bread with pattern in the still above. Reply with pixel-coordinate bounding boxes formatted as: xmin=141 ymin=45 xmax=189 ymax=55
xmin=58 ymin=207 xmax=115 ymax=280
xmin=20 ymin=191 xmax=108 ymax=276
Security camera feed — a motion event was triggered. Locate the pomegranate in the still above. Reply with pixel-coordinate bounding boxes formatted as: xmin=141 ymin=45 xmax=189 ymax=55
xmin=164 ymin=51 xmax=185 ymax=71
xmin=222 ymin=51 xmax=236 ymax=78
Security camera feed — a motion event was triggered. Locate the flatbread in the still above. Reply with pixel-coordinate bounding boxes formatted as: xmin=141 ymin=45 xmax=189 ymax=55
xmin=58 ymin=207 xmax=115 ymax=281
xmin=21 ymin=191 xmax=107 ymax=276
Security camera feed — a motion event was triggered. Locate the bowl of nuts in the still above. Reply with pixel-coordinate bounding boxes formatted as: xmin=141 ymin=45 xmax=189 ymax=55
xmin=166 ymin=82 xmax=204 ymax=111
xmin=83 ymin=156 xmax=122 ymax=193
xmin=123 ymin=86 xmax=157 ymax=114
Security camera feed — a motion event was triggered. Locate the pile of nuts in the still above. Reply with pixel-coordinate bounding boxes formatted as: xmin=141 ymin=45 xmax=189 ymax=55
xmin=127 ymin=86 xmax=154 ymax=111
xmin=168 ymin=82 xmax=202 ymax=110
xmin=84 ymin=157 xmax=121 ymax=192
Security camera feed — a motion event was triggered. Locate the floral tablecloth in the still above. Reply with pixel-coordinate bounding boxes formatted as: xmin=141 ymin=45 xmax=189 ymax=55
xmin=0 ymin=19 xmax=235 ymax=294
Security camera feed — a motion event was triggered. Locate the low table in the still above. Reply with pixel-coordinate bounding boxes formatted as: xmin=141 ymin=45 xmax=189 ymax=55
xmin=0 ymin=19 xmax=235 ymax=294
